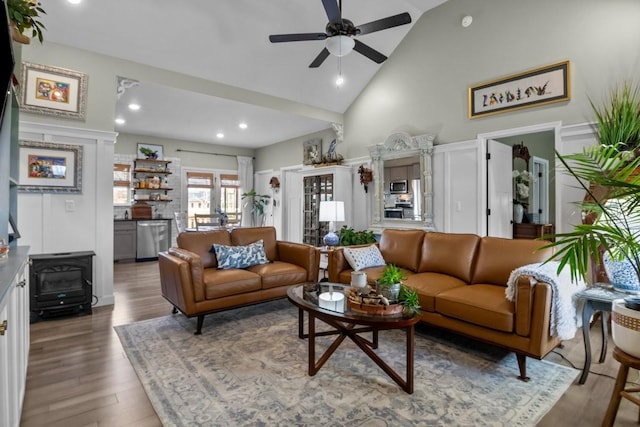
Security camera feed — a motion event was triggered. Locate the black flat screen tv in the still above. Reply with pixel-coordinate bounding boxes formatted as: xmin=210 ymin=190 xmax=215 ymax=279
xmin=0 ymin=0 xmax=16 ymax=124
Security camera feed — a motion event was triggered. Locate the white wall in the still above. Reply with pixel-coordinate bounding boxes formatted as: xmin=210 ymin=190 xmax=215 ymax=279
xmin=18 ymin=122 xmax=117 ymax=307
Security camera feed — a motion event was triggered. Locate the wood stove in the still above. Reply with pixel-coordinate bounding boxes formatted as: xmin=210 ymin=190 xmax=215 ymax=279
xmin=29 ymin=251 xmax=95 ymax=321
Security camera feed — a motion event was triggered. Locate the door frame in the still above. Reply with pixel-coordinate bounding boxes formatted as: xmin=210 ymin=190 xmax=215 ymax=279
xmin=477 ymin=121 xmax=562 ymax=237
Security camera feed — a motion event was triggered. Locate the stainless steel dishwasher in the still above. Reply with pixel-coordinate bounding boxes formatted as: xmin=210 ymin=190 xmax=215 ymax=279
xmin=136 ymin=220 xmax=170 ymax=261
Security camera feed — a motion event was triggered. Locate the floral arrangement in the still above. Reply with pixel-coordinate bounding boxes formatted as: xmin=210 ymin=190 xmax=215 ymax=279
xmin=512 ymin=169 xmax=534 ymax=201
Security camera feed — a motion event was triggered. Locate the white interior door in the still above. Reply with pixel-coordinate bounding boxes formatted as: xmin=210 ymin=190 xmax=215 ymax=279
xmin=487 ymin=139 xmax=513 ymax=238
xmin=283 ymin=170 xmax=302 ymax=243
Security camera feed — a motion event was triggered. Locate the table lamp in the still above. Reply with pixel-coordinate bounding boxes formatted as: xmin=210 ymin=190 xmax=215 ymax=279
xmin=319 ymin=200 xmax=344 ymax=246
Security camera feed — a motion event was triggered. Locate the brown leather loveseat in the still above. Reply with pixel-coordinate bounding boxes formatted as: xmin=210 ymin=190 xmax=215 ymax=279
xmin=328 ymin=229 xmax=561 ymax=380
xmin=159 ymin=226 xmax=319 ymax=334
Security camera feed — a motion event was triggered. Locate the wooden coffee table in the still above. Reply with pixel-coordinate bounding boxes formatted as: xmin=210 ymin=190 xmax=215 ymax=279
xmin=287 ymin=283 xmax=420 ymax=394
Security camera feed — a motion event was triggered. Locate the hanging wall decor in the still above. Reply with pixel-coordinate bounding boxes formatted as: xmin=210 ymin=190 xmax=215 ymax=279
xmin=469 ymin=60 xmax=570 ymax=118
xmin=20 ymin=62 xmax=88 ymax=120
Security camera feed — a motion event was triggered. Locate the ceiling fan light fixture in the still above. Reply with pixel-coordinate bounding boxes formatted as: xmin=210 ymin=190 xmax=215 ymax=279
xmin=326 ymin=35 xmax=355 ymax=57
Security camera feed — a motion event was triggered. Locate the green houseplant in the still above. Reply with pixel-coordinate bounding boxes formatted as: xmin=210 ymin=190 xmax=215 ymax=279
xmin=337 ymin=226 xmax=376 ymax=246
xmin=7 ymin=0 xmax=46 ymax=44
xmin=241 ymin=189 xmax=271 ymax=227
xmin=375 ymin=263 xmax=420 ymax=313
xmin=590 ymin=82 xmax=640 ymax=153
xmin=542 ymin=82 xmax=640 ymax=289
xmin=542 ymin=143 xmax=640 ymax=289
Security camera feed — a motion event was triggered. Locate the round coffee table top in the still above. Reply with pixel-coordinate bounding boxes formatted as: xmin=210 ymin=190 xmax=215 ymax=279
xmin=287 ymin=283 xmax=420 ymax=327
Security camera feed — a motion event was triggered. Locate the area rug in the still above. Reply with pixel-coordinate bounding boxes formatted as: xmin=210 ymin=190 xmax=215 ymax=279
xmin=115 ymin=300 xmax=577 ymax=427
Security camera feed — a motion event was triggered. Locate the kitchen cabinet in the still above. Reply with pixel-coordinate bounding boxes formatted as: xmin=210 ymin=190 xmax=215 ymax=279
xmin=132 ymin=159 xmax=173 ymax=202
xmin=412 ymin=163 xmax=421 ymax=180
xmin=114 ymin=221 xmax=137 ymax=261
xmin=386 ymin=166 xmax=409 ymax=182
xmin=0 ymin=247 xmax=30 ymax=427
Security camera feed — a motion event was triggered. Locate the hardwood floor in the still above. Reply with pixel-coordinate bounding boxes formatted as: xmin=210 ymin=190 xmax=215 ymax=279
xmin=20 ymin=261 xmax=639 ymax=426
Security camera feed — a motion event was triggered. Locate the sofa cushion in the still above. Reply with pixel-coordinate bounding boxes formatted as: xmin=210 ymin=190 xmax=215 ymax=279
xmin=177 ymin=229 xmax=231 ymax=269
xmin=231 ymin=227 xmax=278 ymax=260
xmin=418 ymin=232 xmax=480 ymax=283
xmin=403 ymin=272 xmax=467 ymax=312
xmin=378 ymin=229 xmax=425 ymax=272
xmin=212 ymin=240 xmax=269 ymax=269
xmin=471 ymin=237 xmax=554 ymax=286
xmin=248 ymin=261 xmax=308 ymax=289
xmin=436 ymin=284 xmax=514 ymax=332
xmin=203 ymin=268 xmax=262 ymax=299
xmin=343 ymin=244 xmax=386 ymax=271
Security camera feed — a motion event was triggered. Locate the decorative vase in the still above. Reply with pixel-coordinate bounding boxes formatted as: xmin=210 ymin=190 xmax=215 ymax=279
xmin=513 ymin=203 xmax=524 ymax=224
xmin=603 ymin=252 xmax=640 ymax=293
xmin=612 ymin=299 xmax=640 ymax=358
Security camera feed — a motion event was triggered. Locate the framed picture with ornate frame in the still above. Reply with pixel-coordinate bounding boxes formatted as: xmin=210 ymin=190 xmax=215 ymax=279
xmin=18 ymin=140 xmax=83 ymax=194
xmin=20 ymin=62 xmax=88 ymax=120
xmin=468 ymin=60 xmax=570 ymax=119
xmin=303 ymin=138 xmax=321 ymax=165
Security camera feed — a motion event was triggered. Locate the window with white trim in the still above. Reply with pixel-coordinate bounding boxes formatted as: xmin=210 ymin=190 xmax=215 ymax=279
xmin=113 ymin=163 xmax=131 ymax=206
xmin=220 ymin=174 xmax=241 ymax=225
xmin=187 ymin=171 xmax=214 ymax=228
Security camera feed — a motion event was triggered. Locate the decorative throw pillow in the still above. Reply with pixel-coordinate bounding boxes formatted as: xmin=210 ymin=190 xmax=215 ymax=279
xmin=343 ymin=245 xmax=386 ymax=271
xmin=211 ymin=239 xmax=269 ymax=269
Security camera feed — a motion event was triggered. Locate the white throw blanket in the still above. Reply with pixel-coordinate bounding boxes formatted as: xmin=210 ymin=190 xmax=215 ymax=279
xmin=505 ymin=261 xmax=586 ymax=340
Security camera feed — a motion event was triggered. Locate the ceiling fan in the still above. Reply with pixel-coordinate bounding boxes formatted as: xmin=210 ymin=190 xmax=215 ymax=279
xmin=268 ymin=0 xmax=411 ymax=68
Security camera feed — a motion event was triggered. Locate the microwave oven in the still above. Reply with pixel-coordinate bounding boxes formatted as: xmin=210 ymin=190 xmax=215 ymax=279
xmin=390 ymin=180 xmax=408 ymax=194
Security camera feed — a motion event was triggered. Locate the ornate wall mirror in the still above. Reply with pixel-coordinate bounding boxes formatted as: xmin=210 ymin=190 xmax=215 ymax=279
xmin=368 ymin=132 xmax=435 ymax=230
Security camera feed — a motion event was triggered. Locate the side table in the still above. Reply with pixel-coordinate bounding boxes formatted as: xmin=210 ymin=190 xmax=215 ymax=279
xmin=575 ymin=284 xmax=628 ymax=384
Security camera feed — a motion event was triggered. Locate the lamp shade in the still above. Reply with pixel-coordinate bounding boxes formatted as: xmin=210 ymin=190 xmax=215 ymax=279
xmin=319 ymin=201 xmax=345 ymax=222
xmin=325 ymin=35 xmax=355 ymax=57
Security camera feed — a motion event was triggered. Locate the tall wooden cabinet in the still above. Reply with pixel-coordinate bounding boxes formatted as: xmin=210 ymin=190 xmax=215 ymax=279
xmin=300 ymin=166 xmax=352 ymax=246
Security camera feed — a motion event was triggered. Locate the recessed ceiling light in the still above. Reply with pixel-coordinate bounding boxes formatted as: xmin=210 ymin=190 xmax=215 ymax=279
xmin=336 ymin=75 xmax=344 ymax=86
xmin=216 ymin=133 xmax=224 ymax=139
xmin=128 ymin=103 xmax=141 ymax=111
xmin=238 ymin=122 xmax=248 ymax=130
xmin=115 ymin=118 xmax=125 ymax=125
xmin=67 ymin=0 xmax=82 ymax=4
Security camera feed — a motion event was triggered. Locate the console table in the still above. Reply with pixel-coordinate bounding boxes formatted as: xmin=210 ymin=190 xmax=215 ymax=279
xmin=512 ymin=223 xmax=555 ymax=240
xmin=575 ymin=284 xmax=627 ymax=384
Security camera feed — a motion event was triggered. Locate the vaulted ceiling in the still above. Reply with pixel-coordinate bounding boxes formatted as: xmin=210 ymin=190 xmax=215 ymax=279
xmin=41 ymin=0 xmax=448 ymax=148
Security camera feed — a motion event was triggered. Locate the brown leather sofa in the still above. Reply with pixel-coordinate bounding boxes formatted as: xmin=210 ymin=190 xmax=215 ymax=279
xmin=327 ymin=229 xmax=560 ymax=380
xmin=159 ymin=226 xmax=319 ymax=334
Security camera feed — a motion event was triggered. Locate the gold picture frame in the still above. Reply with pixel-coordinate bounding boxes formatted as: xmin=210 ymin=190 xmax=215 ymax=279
xmin=20 ymin=62 xmax=88 ymax=120
xmin=468 ymin=60 xmax=570 ymax=119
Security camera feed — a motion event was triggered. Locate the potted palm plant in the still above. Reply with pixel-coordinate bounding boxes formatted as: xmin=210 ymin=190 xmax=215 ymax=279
xmin=544 ymin=82 xmax=640 ymax=286
xmin=7 ymin=0 xmax=46 ymax=44
xmin=543 ymin=144 xmax=640 ymax=290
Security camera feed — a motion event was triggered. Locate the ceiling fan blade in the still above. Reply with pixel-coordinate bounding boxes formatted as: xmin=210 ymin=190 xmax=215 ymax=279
xmin=309 ymin=48 xmax=331 ymax=68
xmin=321 ymin=0 xmax=341 ymax=23
xmin=269 ymin=33 xmax=328 ymax=43
xmin=353 ymin=39 xmax=387 ymax=64
xmin=356 ymin=12 xmax=412 ymax=35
